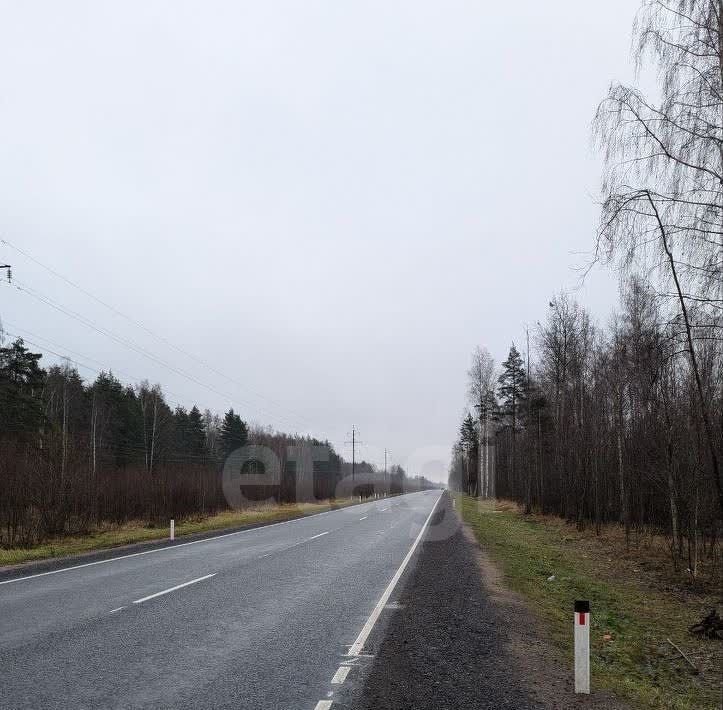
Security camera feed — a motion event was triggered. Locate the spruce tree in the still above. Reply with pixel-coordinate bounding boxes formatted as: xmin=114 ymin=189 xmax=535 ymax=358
xmin=0 ymin=338 xmax=45 ymax=434
xmin=187 ymin=405 xmax=207 ymax=458
xmin=173 ymin=406 xmax=189 ymax=456
xmin=459 ymin=413 xmax=480 ymax=496
xmin=219 ymin=408 xmax=248 ymax=458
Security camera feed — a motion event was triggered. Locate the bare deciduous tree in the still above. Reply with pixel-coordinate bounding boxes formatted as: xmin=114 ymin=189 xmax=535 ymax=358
xmin=593 ymin=0 xmax=723 ymax=517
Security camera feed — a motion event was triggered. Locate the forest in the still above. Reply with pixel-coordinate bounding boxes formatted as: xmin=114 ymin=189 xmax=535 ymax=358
xmin=449 ymin=0 xmax=722 ymax=576
xmin=0 ymin=341 xmax=422 ymax=548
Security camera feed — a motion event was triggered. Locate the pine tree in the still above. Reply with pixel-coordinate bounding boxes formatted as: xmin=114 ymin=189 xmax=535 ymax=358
xmin=219 ymin=408 xmax=248 ymax=458
xmin=497 ymin=344 xmax=527 ymax=494
xmin=498 ymin=344 xmax=527 ymax=429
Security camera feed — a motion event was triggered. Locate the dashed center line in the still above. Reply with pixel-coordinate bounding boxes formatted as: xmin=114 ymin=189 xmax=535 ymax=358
xmin=359 ymin=516 xmax=368 ymax=521
xmin=313 ymin=702 xmax=333 ymax=710
xmin=259 ymin=531 xmax=330 ymax=559
xmin=132 ymin=573 xmax=216 ymax=605
xmin=331 ymin=666 xmax=350 ymax=684
xmin=308 ymin=531 xmax=329 ymax=541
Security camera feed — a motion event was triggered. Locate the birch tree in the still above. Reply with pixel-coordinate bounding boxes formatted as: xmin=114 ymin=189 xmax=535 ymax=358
xmin=594 ymin=0 xmax=723 ymax=517
xmin=467 ymin=347 xmax=496 ymax=498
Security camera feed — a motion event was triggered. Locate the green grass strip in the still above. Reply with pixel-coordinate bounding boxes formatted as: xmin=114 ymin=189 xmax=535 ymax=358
xmin=457 ymin=494 xmax=719 ymax=710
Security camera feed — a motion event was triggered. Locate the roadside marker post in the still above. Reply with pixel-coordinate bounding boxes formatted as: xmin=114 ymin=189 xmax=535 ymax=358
xmin=574 ymin=600 xmax=590 ymax=694
xmin=170 ymin=519 xmax=175 ymax=541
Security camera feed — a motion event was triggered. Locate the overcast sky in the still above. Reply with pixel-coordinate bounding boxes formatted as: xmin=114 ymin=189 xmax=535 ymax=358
xmin=0 ymin=1 xmax=641 ymax=481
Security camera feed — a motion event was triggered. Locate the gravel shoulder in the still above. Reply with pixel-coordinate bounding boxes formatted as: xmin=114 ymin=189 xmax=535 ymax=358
xmin=341 ymin=493 xmax=628 ymax=709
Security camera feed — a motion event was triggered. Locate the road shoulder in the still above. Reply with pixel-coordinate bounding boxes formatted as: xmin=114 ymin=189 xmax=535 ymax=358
xmin=338 ymin=493 xmax=627 ymax=709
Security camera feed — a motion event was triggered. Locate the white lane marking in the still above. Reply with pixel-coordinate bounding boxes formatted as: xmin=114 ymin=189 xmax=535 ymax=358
xmin=347 ymin=493 xmax=442 ymax=656
xmin=308 ymin=531 xmax=329 ymax=541
xmin=380 ymin=507 xmax=389 ymax=512
xmin=331 ymin=666 xmax=350 ymax=684
xmin=132 ymin=573 xmax=216 ymax=604
xmin=109 ymin=606 xmax=126 ymax=614
xmin=259 ymin=531 xmax=330 ymax=558
xmin=0 ymin=494 xmax=413 ymax=586
xmin=358 ymin=516 xmax=368 ymax=521
xmin=314 ymin=702 xmax=333 ymax=710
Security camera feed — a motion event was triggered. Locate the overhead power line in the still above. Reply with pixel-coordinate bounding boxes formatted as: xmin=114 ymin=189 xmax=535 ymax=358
xmin=3 ymin=277 xmax=308 ymax=432
xmin=2 ymin=322 xmax=197 ymax=408
xmin=1 ymin=328 xmax=190 ymax=414
xmin=0 ymin=237 xmax=316 ymax=430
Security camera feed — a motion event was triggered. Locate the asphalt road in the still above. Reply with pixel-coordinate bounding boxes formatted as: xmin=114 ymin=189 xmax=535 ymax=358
xmin=335 ymin=492 xmax=541 ymax=710
xmin=0 ymin=490 xmax=442 ymax=710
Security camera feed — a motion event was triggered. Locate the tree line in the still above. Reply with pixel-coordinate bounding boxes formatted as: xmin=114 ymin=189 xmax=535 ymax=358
xmin=449 ymin=0 xmax=721 ymax=576
xmin=0 ymin=337 xmax=431 ymax=548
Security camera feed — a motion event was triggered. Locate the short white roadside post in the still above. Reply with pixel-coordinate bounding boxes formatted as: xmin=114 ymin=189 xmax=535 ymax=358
xmin=170 ymin=519 xmax=175 ymax=542
xmin=574 ymin=600 xmax=590 ymax=694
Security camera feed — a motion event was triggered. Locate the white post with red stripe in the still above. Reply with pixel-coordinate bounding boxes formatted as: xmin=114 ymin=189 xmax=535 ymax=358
xmin=574 ymin=600 xmax=590 ymax=693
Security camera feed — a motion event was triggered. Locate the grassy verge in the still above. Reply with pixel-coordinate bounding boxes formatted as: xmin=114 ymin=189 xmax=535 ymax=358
xmin=0 ymin=499 xmax=358 ymax=567
xmin=456 ymin=495 xmax=721 ymax=710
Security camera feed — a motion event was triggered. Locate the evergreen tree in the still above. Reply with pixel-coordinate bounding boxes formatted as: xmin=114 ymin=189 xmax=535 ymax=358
xmin=219 ymin=408 xmax=248 ymax=458
xmin=187 ymin=405 xmax=207 ymax=458
xmin=497 ymin=344 xmax=527 ymax=429
xmin=497 ymin=343 xmax=527 ymax=494
xmin=459 ymin=413 xmax=480 ymax=496
xmin=89 ymin=372 xmax=144 ymax=467
xmin=0 ymin=338 xmax=45 ymax=435
xmin=173 ymin=406 xmax=189 ymax=457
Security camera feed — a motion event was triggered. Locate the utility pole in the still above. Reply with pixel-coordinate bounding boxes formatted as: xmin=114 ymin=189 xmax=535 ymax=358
xmin=0 ymin=265 xmax=12 ymax=345
xmin=345 ymin=427 xmax=363 ymax=481
xmin=384 ymin=448 xmax=387 ymax=481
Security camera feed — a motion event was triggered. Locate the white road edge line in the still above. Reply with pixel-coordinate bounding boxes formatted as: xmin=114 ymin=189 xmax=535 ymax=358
xmin=331 ymin=666 xmax=350 ymax=684
xmin=346 ymin=492 xmax=441 ymax=656
xmin=108 ymin=606 xmax=126 ymax=614
xmin=0 ymin=495 xmax=413 ymax=586
xmin=313 ymin=701 xmax=333 ymax=710
xmin=132 ymin=573 xmax=216 ymax=604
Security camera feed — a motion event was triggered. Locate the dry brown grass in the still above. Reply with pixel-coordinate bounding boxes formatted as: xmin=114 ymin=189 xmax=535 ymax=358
xmin=0 ymin=499 xmax=359 ymax=567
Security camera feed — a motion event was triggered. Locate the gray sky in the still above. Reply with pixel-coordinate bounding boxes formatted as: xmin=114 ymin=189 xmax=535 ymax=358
xmin=0 ymin=1 xmax=640 ymax=481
